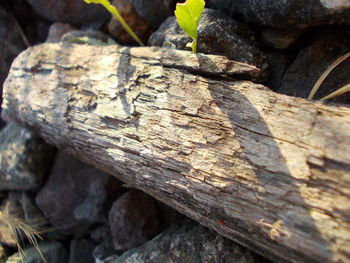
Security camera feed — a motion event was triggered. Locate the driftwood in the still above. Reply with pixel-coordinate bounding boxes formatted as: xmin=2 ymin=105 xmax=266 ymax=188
xmin=2 ymin=43 xmax=350 ymax=263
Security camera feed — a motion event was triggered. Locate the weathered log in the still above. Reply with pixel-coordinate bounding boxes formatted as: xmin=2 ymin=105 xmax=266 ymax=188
xmin=2 ymin=43 xmax=350 ymax=263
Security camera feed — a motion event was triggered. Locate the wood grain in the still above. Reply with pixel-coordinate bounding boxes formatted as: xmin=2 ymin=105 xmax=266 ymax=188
xmin=2 ymin=43 xmax=350 ymax=263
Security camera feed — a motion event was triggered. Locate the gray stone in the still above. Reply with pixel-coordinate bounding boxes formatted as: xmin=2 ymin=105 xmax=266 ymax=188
xmin=0 ymin=123 xmax=55 ymax=191
xmin=148 ymin=9 xmax=270 ymax=82
xmin=261 ymin=27 xmax=301 ymax=49
xmin=109 ymin=190 xmax=163 ymax=252
xmin=61 ymin=30 xmax=117 ymax=45
xmin=129 ymin=0 xmax=176 ymax=29
xmin=11 ymin=1 xmax=50 ymax=45
xmin=35 ymin=150 xmax=121 ymax=236
xmin=279 ymin=30 xmax=350 ymax=104
xmin=90 ymin=224 xmax=112 ymax=244
xmin=148 ymin=16 xmax=190 ymax=51
xmin=206 ymin=0 xmax=350 ymax=28
xmin=265 ymin=52 xmax=290 ymax=91
xmin=108 ymin=221 xmax=260 ymax=263
xmin=156 ymin=201 xmax=185 ymax=226
xmin=5 ymin=241 xmax=68 ymax=263
xmin=46 ymin=23 xmax=76 ymax=43
xmin=69 ymin=238 xmax=95 ymax=263
xmin=26 ymin=0 xmax=110 ymax=26
xmin=101 ymin=255 xmax=119 ymax=263
xmin=0 ymin=119 xmax=5 ymax=131
xmin=90 ymin=224 xmax=118 ymax=262
xmin=93 ymin=241 xmax=118 ymax=263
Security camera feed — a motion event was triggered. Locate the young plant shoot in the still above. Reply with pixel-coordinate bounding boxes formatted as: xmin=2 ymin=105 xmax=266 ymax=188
xmin=175 ymin=0 xmax=205 ymax=53
xmin=83 ymin=0 xmax=144 ymax=46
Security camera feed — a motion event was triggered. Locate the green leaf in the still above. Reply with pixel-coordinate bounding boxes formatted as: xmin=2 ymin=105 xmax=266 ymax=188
xmin=175 ymin=0 xmax=205 ymax=41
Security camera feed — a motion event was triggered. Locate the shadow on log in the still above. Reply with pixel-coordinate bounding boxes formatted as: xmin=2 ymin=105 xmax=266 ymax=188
xmin=2 ymin=43 xmax=350 ymax=263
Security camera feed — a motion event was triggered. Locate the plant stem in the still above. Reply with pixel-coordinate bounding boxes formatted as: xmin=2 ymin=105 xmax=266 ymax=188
xmin=191 ymin=40 xmax=197 ymax=53
xmin=85 ymin=0 xmax=144 ymax=46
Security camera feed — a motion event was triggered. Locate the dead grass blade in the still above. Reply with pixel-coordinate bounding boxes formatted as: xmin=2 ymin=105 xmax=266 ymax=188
xmin=320 ymin=83 xmax=350 ymax=101
xmin=0 ymin=202 xmax=47 ymax=263
xmin=308 ymin=52 xmax=350 ymax=99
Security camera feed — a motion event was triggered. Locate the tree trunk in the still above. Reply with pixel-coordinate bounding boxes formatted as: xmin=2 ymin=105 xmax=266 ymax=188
xmin=2 ymin=43 xmax=350 ymax=263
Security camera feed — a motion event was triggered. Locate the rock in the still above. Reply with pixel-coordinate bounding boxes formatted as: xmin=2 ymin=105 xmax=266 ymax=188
xmin=278 ymin=31 xmax=350 ymax=104
xmin=61 ymin=30 xmax=117 ymax=45
xmin=46 ymin=23 xmax=76 ymax=43
xmin=101 ymin=255 xmax=119 ymax=263
xmin=5 ymin=241 xmax=68 ymax=263
xmin=0 ymin=243 xmax=6 ymax=263
xmin=265 ymin=52 xmax=290 ymax=91
xmin=0 ymin=123 xmax=55 ymax=191
xmin=90 ymin=224 xmax=118 ymax=262
xmin=0 ymin=7 xmax=27 ymax=115
xmin=261 ymin=27 xmax=301 ymax=49
xmin=129 ymin=0 xmax=176 ymax=29
xmin=35 ymin=150 xmax=121 ymax=236
xmin=108 ymin=221 xmax=260 ymax=263
xmin=107 ymin=0 xmax=153 ymax=45
xmin=206 ymin=0 xmax=350 ymax=28
xmin=148 ymin=9 xmax=270 ymax=81
xmin=69 ymin=238 xmax=95 ymax=263
xmin=0 ymin=119 xmax=5 ymax=131
xmin=90 ymin=224 xmax=112 ymax=244
xmin=25 ymin=0 xmax=110 ymax=27
xmin=12 ymin=0 xmax=50 ymax=45
xmin=109 ymin=190 xmax=163 ymax=252
xmin=148 ymin=16 xmax=190 ymax=50
xmin=93 ymin=241 xmax=118 ymax=263
xmin=156 ymin=201 xmax=185 ymax=226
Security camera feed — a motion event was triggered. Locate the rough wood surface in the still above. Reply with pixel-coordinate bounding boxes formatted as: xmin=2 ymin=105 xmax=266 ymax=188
xmin=2 ymin=43 xmax=350 ymax=263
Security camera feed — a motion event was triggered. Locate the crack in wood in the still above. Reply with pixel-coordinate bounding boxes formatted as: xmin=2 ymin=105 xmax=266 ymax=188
xmin=2 ymin=43 xmax=350 ymax=263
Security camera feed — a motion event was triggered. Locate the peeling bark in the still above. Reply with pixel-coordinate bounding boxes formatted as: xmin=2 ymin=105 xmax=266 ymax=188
xmin=2 ymin=43 xmax=350 ymax=263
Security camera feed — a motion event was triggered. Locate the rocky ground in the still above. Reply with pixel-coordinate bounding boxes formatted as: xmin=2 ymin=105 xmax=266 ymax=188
xmin=0 ymin=0 xmax=349 ymax=262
